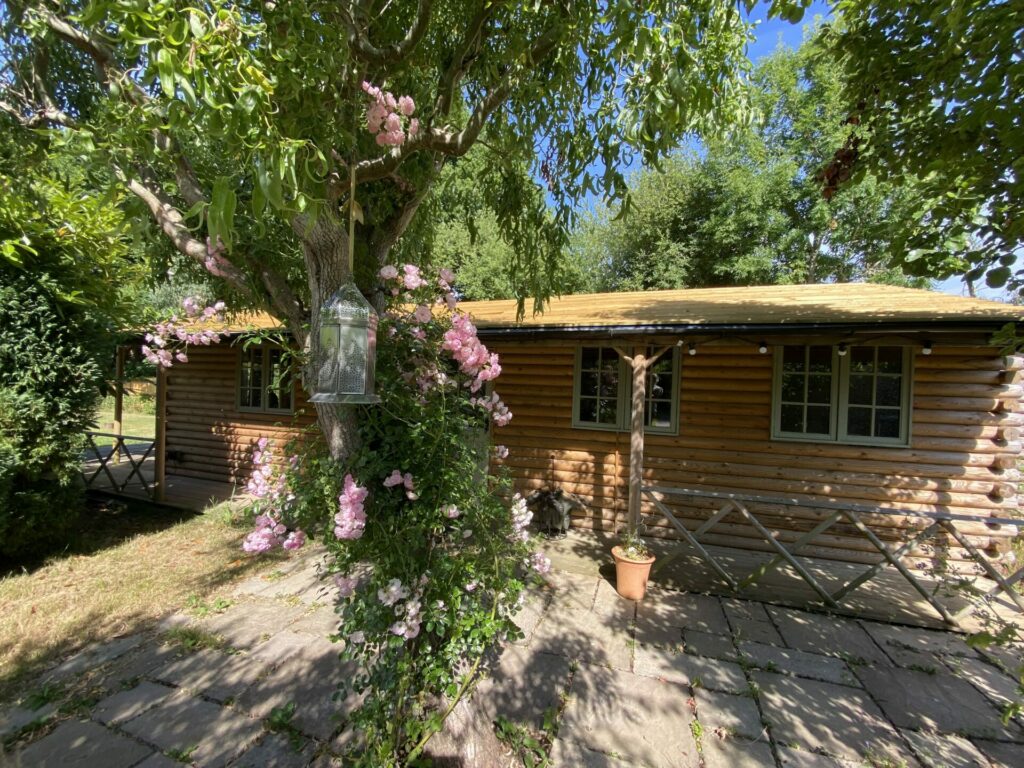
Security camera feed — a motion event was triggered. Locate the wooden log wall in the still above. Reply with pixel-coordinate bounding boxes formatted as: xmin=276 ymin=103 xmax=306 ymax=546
xmin=164 ymin=345 xmax=314 ymax=484
xmin=489 ymin=340 xmax=1024 ymax=565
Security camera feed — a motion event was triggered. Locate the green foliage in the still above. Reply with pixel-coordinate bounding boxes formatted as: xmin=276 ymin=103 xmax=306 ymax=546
xmin=575 ymin=37 xmax=934 ymax=291
xmin=821 ymin=1 xmax=1022 ymax=293
xmin=494 ymin=715 xmax=549 ymax=768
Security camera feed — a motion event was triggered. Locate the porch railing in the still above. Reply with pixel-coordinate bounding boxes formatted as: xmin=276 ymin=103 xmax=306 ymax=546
xmin=642 ymin=485 xmax=1024 ymax=627
xmin=82 ymin=432 xmax=157 ymax=500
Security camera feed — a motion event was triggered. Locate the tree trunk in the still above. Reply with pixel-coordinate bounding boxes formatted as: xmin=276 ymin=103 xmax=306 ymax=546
xmin=298 ymin=211 xmax=363 ymax=463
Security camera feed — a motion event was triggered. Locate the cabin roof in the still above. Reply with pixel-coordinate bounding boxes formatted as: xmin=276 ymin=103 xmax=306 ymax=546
xmin=459 ymin=283 xmax=1024 ymax=337
xmin=194 ymin=283 xmax=1023 ymax=337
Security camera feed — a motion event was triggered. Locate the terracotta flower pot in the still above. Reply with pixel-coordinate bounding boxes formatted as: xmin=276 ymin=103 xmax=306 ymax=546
xmin=612 ymin=545 xmax=656 ymax=600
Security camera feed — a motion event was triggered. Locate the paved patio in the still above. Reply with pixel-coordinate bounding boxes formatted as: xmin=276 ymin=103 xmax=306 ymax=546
xmin=3 ymin=545 xmax=1023 ymax=767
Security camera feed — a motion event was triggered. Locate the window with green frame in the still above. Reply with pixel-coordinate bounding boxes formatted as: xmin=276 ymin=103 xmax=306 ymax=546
xmin=573 ymin=345 xmax=679 ymax=433
xmin=238 ymin=344 xmax=294 ymax=414
xmin=772 ymin=344 xmax=911 ymax=445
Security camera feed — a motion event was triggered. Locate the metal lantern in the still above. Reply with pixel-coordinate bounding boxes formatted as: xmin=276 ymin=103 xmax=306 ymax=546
xmin=310 ymin=282 xmax=380 ymax=404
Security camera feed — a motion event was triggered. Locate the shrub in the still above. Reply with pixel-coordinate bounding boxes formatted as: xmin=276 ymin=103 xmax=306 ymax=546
xmin=0 ymin=277 xmax=113 ymax=558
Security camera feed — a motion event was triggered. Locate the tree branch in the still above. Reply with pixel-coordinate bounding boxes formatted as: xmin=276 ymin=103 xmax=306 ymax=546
xmin=435 ymin=2 xmax=496 ymax=117
xmin=339 ymin=0 xmax=432 ymax=68
xmin=354 ymin=22 xmax=564 ymax=184
xmin=118 ymin=166 xmax=252 ymax=295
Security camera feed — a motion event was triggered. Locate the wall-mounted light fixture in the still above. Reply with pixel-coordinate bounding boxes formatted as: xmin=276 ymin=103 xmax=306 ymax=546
xmin=922 ymin=341 xmax=933 ymax=356
xmin=758 ymin=341 xmax=768 ymax=354
xmin=837 ymin=343 xmax=848 ymax=357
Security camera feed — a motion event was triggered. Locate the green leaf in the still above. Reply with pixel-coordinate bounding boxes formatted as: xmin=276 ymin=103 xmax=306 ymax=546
xmin=209 ymin=177 xmax=237 ymax=251
xmin=155 ymin=48 xmax=175 ymax=99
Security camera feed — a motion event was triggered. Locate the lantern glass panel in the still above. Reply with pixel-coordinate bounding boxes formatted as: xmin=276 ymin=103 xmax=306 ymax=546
xmin=311 ymin=282 xmax=380 ymax=404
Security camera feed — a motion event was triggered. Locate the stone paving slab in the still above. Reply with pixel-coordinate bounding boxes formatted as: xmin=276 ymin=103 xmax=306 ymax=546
xmin=899 ymin=728 xmax=990 ymax=767
xmin=972 ymin=738 xmax=1024 ymax=767
xmin=943 ymin=654 xmax=1022 ymax=709
xmin=542 ymin=570 xmax=599 ymax=612
xmin=549 ymin=737 xmax=629 ymax=767
xmin=700 ymin=735 xmax=776 ymax=767
xmin=135 ymin=753 xmax=183 ymax=768
xmin=233 ymin=732 xmax=316 ymax=767
xmin=48 ymin=635 xmax=145 ymax=680
xmin=693 ymin=688 xmax=764 ymax=740
xmin=560 ymin=663 xmax=700 ymax=768
xmin=15 ymin=718 xmax=152 ymax=768
xmin=722 ymin=597 xmax=772 ymax=623
xmin=683 ymin=629 xmax=737 ymax=661
xmin=634 ymin=646 xmax=748 ymax=694
xmin=121 ymin=693 xmax=263 ymax=768
xmin=95 ymin=642 xmax=184 ymax=690
xmin=776 ymin=746 xmax=861 ymax=767
xmin=530 ymin=606 xmax=632 ymax=670
xmin=752 ymin=670 xmax=917 ymax=765
xmin=767 ymin=607 xmax=890 ymax=666
xmin=0 ymin=702 xmax=56 ymax=740
xmin=474 ymin=644 xmax=573 ymax=730
xmin=737 ymin=641 xmax=857 ymax=686
xmin=731 ymin=616 xmax=785 ymax=647
xmin=153 ymin=647 xmax=269 ymax=702
xmin=855 ymin=665 xmax=1022 ymax=741
xmin=861 ymin=621 xmax=974 ymax=659
xmin=196 ymin=600 xmax=307 ymax=647
xmin=639 ymin=589 xmax=730 ymax=636
xmin=92 ymin=681 xmax=175 ymax=725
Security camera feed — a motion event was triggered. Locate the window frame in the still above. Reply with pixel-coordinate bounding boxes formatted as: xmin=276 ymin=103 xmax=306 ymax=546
xmin=236 ymin=343 xmax=296 ymax=415
xmin=571 ymin=344 xmax=680 ymax=435
xmin=771 ymin=344 xmax=913 ymax=447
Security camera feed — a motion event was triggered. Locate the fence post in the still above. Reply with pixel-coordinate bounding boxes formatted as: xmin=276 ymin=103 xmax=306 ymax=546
xmin=112 ymin=345 xmax=125 ymax=464
xmin=154 ymin=365 xmax=167 ymax=502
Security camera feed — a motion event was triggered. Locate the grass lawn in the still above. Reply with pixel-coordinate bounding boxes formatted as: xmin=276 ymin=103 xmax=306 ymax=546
xmin=89 ymin=393 xmax=156 ymax=450
xmin=0 ymin=496 xmax=282 ymax=702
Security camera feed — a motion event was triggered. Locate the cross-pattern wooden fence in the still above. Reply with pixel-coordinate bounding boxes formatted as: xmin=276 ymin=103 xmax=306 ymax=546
xmin=81 ymin=432 xmax=157 ymax=500
xmin=643 ymin=485 xmax=1024 ymax=627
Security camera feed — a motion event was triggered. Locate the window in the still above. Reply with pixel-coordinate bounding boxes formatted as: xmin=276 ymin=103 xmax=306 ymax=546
xmin=238 ymin=344 xmax=294 ymax=414
xmin=772 ymin=344 xmax=911 ymax=446
xmin=573 ymin=345 xmax=679 ymax=434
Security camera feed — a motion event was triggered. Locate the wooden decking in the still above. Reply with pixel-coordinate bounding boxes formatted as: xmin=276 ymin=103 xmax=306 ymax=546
xmin=541 ymin=528 xmax=1024 ymax=632
xmin=82 ymin=448 xmax=240 ymax=510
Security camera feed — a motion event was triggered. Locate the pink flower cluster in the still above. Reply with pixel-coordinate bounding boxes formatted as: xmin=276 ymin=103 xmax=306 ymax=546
xmin=470 ymin=391 xmax=513 ymax=427
xmin=383 ymin=469 xmax=418 ymax=500
xmin=362 ymin=81 xmax=419 ymax=147
xmin=530 ymin=552 xmax=552 ymax=574
xmin=377 ymin=577 xmax=422 ymax=640
xmin=242 ymin=438 xmax=304 ymax=553
xmin=443 ymin=314 xmax=503 ymax=393
xmin=494 ymin=445 xmax=509 ymax=460
xmin=379 ymin=263 xmax=431 ymax=295
xmin=142 ymin=297 xmax=225 ymax=368
xmin=336 ymin=474 xmax=369 ymax=540
xmin=510 ymin=493 xmax=533 ymax=542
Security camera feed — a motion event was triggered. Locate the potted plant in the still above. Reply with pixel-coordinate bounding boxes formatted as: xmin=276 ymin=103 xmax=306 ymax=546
xmin=612 ymin=529 xmax=656 ymax=600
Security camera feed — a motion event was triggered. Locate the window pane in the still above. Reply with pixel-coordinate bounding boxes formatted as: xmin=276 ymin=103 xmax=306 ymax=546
xmin=847 ymin=406 xmax=872 ymax=436
xmin=581 ymin=347 xmax=599 ymax=369
xmin=649 ymin=400 xmax=672 ymax=428
xmin=849 ymin=374 xmax=873 ymax=405
xmin=782 ymin=372 xmax=806 ymax=403
xmin=267 ymin=390 xmax=281 ymax=410
xmin=876 ymin=376 xmax=901 ymax=407
xmin=783 ymin=346 xmax=805 ymax=372
xmin=850 ymin=346 xmax=874 ymax=373
xmin=780 ymin=404 xmax=804 ymax=433
xmin=578 ymin=398 xmax=597 ymax=423
xmin=599 ymin=372 xmax=619 ymax=398
xmin=600 ymin=352 xmax=618 ymax=374
xmin=806 ymin=405 xmax=831 ymax=435
xmin=782 ymin=373 xmax=804 ymax=402
xmin=597 ymin=398 xmax=618 ymax=424
xmin=807 ymin=375 xmax=831 ymax=404
xmin=808 ymin=346 xmax=832 ymax=373
xmin=580 ymin=371 xmax=598 ymax=397
xmin=875 ymin=408 xmax=900 ymax=438
xmin=876 ymin=347 xmax=902 ymax=374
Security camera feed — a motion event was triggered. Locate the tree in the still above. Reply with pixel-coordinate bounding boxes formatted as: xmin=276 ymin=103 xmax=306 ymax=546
xmin=0 ymin=0 xmax=790 ymax=459
xmin=577 ymin=36 xmax=931 ymax=291
xmin=820 ymin=0 xmax=1022 ymax=293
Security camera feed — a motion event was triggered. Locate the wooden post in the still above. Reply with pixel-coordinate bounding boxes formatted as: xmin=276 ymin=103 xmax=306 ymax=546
xmin=154 ymin=365 xmax=167 ymax=502
xmin=627 ymin=351 xmax=646 ymax=534
xmin=112 ymin=345 xmax=125 ymax=464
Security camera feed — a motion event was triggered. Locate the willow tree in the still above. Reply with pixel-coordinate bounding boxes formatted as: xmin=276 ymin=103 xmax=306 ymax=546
xmin=1 ymin=0 xmax=800 ymax=457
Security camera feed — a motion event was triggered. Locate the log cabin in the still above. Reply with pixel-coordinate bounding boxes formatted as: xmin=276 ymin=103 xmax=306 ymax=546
xmin=153 ymin=283 xmax=1024 ymax=566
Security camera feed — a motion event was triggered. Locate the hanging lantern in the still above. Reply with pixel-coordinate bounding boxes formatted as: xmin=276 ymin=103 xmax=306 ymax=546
xmin=310 ymin=283 xmax=380 ymax=404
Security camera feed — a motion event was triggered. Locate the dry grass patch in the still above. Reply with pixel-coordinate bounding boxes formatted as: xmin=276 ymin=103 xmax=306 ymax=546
xmin=0 ymin=497 xmax=282 ymax=700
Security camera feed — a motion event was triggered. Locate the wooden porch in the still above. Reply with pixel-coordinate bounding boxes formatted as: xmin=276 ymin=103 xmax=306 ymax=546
xmin=81 ymin=447 xmax=240 ymax=510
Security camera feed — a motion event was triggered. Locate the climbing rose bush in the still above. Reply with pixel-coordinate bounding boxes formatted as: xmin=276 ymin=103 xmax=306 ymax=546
xmin=141 ymin=296 xmax=226 ymax=367
xmin=239 ymin=265 xmax=543 ymax=765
